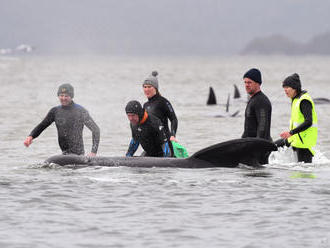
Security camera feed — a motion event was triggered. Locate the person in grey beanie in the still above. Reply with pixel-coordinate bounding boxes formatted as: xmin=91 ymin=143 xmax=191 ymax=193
xmin=142 ymin=71 xmax=178 ymax=157
xmin=242 ymin=68 xmax=272 ymax=164
xmin=23 ymin=83 xmax=100 ymax=156
xmin=276 ymin=73 xmax=318 ymax=163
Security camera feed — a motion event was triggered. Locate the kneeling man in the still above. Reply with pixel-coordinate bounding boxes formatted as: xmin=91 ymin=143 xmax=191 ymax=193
xmin=125 ymin=100 xmax=171 ymax=157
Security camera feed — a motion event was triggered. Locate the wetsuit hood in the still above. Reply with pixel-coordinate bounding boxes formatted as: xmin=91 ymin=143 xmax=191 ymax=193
xmin=125 ymin=100 xmax=145 ymax=120
xmin=58 ymin=83 xmax=74 ymax=98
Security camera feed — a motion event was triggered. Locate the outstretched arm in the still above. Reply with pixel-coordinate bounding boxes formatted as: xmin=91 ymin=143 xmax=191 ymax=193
xmin=24 ymin=108 xmax=55 ymax=147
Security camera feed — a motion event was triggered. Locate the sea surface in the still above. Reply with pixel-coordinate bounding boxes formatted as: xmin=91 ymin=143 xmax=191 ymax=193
xmin=1 ymin=55 xmax=330 ymax=248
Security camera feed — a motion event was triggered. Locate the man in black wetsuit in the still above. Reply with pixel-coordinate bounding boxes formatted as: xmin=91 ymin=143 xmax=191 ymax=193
xmin=24 ymin=84 xmax=100 ymax=156
xmin=242 ymin=68 xmax=272 ymax=164
xmin=125 ymin=100 xmax=171 ymax=157
xmin=242 ymin=68 xmax=272 ymax=140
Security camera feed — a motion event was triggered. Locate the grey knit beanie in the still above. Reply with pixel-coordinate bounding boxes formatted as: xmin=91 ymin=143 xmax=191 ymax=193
xmin=143 ymin=71 xmax=159 ymax=89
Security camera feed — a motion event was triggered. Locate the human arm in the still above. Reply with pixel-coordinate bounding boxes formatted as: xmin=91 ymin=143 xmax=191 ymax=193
xmin=126 ymin=138 xmax=139 ymax=157
xmin=280 ymin=100 xmax=313 ymax=138
xmin=162 ymin=142 xmax=171 ymax=157
xmin=154 ymin=119 xmax=171 ymax=157
xmin=290 ymin=100 xmax=313 ymax=135
xmin=24 ymin=108 xmax=55 ymax=146
xmin=280 ymin=100 xmax=313 ymax=139
xmin=164 ymin=100 xmax=178 ymax=137
xmin=84 ymin=112 xmax=100 ymax=155
xmin=255 ymin=105 xmax=271 ymax=139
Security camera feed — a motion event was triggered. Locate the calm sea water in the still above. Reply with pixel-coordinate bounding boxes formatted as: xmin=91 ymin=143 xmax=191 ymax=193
xmin=1 ymin=55 xmax=330 ymax=247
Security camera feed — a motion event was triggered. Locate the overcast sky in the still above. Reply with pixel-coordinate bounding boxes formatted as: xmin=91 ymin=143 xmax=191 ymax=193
xmin=1 ymin=0 xmax=330 ymax=55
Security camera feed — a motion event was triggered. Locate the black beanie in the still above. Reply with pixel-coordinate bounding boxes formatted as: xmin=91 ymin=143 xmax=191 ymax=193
xmin=282 ymin=73 xmax=301 ymax=92
xmin=57 ymin=83 xmax=74 ymax=98
xmin=125 ymin=100 xmax=144 ymax=120
xmin=243 ymin=68 xmax=262 ymax=84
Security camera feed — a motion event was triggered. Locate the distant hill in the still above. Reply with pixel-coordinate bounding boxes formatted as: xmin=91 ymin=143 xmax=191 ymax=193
xmin=241 ymin=32 xmax=330 ymax=55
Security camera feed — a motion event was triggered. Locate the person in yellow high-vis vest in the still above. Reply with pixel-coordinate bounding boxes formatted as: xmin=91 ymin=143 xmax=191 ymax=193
xmin=276 ymin=73 xmax=318 ymax=163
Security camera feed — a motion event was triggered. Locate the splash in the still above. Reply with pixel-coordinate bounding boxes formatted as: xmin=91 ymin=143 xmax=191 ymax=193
xmin=268 ymin=146 xmax=330 ymax=170
xmin=268 ymin=146 xmax=297 ymax=165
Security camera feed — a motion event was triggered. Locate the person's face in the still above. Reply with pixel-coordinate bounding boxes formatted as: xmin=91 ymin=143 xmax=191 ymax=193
xmin=244 ymin=78 xmax=260 ymax=96
xmin=283 ymin=86 xmax=297 ymax=99
xmin=127 ymin=113 xmax=140 ymax=125
xmin=143 ymin=84 xmax=157 ymax=98
xmin=58 ymin=93 xmax=72 ymax=106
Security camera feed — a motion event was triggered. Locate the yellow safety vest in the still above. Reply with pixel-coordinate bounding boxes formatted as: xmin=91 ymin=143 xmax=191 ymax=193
xmin=288 ymin=92 xmax=318 ymax=155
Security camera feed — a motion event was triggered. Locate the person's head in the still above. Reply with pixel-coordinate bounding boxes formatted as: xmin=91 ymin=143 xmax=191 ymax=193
xmin=57 ymin=83 xmax=74 ymax=106
xmin=125 ymin=100 xmax=145 ymax=125
xmin=243 ymin=68 xmax=262 ymax=96
xmin=143 ymin=71 xmax=159 ymax=98
xmin=282 ymin=73 xmax=301 ymax=99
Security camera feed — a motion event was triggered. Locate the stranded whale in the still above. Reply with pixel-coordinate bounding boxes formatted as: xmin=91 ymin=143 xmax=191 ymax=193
xmin=46 ymin=138 xmax=277 ymax=168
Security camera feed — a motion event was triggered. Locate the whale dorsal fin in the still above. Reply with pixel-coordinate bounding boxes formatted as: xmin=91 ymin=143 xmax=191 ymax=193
xmin=190 ymin=138 xmax=277 ymax=167
xmin=207 ymin=86 xmax=217 ymax=105
xmin=234 ymin=84 xmax=241 ymax=99
xmin=226 ymin=93 xmax=230 ymax=112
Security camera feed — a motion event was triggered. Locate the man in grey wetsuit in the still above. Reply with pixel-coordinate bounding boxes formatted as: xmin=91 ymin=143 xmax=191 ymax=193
xmin=24 ymin=84 xmax=100 ymax=156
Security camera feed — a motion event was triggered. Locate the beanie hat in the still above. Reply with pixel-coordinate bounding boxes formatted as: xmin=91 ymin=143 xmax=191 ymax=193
xmin=143 ymin=71 xmax=159 ymax=89
xmin=57 ymin=83 xmax=74 ymax=98
xmin=125 ymin=100 xmax=144 ymax=120
xmin=282 ymin=73 xmax=301 ymax=92
xmin=243 ymin=68 xmax=262 ymax=84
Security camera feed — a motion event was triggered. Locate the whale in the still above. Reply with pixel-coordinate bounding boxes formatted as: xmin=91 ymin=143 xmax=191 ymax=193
xmin=313 ymin=97 xmax=330 ymax=104
xmin=207 ymin=84 xmax=241 ymax=106
xmin=45 ymin=138 xmax=277 ymax=168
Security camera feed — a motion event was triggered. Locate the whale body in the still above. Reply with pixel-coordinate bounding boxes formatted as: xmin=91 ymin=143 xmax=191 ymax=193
xmin=46 ymin=138 xmax=277 ymax=168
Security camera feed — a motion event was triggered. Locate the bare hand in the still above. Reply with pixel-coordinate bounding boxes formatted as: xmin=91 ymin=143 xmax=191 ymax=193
xmin=88 ymin=152 xmax=96 ymax=157
xmin=170 ymin=136 xmax=178 ymax=142
xmin=280 ymin=131 xmax=291 ymax=139
xmin=24 ymin=136 xmax=33 ymax=147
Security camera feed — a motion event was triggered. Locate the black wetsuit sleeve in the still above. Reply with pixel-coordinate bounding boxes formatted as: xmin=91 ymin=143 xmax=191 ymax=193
xmin=154 ymin=118 xmax=168 ymax=146
xmin=29 ymin=108 xmax=55 ymax=138
xmin=163 ymin=100 xmax=178 ymax=136
xmin=255 ymin=104 xmax=271 ymax=139
xmin=126 ymin=138 xmax=139 ymax=157
xmin=289 ymin=100 xmax=313 ymax=135
xmin=157 ymin=123 xmax=170 ymax=157
xmin=84 ymin=111 xmax=100 ymax=154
